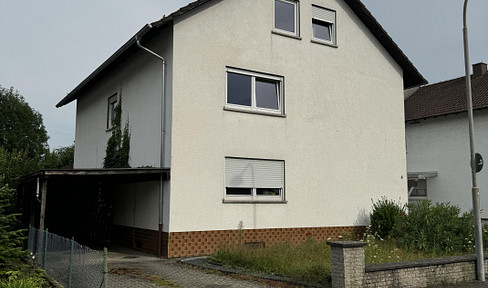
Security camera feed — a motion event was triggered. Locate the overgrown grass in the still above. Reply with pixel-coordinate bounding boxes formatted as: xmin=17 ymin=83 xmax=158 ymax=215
xmin=211 ymin=234 xmax=464 ymax=286
xmin=211 ymin=238 xmax=331 ymax=285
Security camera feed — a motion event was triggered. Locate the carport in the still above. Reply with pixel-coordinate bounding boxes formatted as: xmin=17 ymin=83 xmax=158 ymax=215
xmin=19 ymin=168 xmax=170 ymax=251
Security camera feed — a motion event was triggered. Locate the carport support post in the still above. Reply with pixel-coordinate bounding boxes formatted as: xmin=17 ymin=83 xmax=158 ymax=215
xmin=39 ymin=178 xmax=47 ymax=230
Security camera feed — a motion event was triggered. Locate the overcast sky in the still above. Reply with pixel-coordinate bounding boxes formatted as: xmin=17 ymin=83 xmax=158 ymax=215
xmin=1 ymin=0 xmax=487 ymax=149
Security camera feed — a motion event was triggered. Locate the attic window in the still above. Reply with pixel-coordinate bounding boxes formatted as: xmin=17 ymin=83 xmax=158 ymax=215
xmin=274 ymin=0 xmax=299 ymax=37
xmin=311 ymin=5 xmax=336 ymax=46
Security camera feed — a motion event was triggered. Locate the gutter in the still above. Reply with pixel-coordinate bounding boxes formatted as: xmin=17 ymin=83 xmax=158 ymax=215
xmin=135 ymin=24 xmax=167 ymax=258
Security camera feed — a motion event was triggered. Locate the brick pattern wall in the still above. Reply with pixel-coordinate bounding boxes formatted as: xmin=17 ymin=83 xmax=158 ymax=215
xmin=111 ymin=224 xmax=365 ymax=258
xmin=168 ymin=226 xmax=365 ymax=258
xmin=112 ymin=225 xmax=169 ymax=256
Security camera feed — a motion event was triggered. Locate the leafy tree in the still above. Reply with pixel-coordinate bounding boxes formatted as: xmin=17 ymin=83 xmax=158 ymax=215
xmin=41 ymin=144 xmax=74 ymax=169
xmin=103 ymin=97 xmax=130 ymax=168
xmin=0 ymin=148 xmax=38 ymax=190
xmin=0 ymin=86 xmax=49 ymax=158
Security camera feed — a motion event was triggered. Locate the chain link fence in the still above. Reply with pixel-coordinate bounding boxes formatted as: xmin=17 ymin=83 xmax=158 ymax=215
xmin=28 ymin=226 xmax=107 ymax=288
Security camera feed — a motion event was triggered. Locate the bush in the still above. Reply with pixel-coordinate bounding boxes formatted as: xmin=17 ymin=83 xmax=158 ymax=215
xmin=392 ymin=200 xmax=474 ymax=254
xmin=370 ymin=197 xmax=405 ymax=239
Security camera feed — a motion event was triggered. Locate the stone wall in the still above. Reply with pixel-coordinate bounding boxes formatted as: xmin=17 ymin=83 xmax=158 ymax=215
xmin=328 ymin=241 xmax=486 ymax=288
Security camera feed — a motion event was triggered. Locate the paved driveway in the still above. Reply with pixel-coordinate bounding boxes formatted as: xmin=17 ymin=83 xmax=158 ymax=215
xmin=106 ymin=246 xmax=272 ymax=288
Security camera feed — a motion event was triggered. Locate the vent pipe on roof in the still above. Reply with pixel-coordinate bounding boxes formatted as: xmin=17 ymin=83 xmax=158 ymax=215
xmin=473 ymin=62 xmax=487 ymax=78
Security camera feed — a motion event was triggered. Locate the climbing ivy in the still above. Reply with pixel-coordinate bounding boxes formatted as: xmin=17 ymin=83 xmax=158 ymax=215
xmin=103 ymin=97 xmax=130 ymax=168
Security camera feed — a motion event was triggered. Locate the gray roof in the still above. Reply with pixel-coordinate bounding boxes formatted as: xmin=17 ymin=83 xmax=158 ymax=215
xmin=56 ymin=0 xmax=426 ymax=108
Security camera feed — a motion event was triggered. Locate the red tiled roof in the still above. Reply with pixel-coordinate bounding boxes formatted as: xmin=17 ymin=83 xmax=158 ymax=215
xmin=405 ymin=71 xmax=488 ymax=122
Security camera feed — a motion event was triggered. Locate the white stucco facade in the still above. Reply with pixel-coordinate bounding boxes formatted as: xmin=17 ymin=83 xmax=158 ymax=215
xmin=74 ymin=28 xmax=173 ymax=169
xmin=71 ymin=0 xmax=414 ymax=236
xmin=406 ymin=112 xmax=488 ymax=216
xmin=167 ymin=0 xmax=407 ymax=232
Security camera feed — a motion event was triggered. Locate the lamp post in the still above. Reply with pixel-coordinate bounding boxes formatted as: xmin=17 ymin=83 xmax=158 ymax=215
xmin=463 ymin=0 xmax=485 ymax=281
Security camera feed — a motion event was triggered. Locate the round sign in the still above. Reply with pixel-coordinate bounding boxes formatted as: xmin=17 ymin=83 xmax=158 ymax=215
xmin=475 ymin=153 xmax=483 ymax=173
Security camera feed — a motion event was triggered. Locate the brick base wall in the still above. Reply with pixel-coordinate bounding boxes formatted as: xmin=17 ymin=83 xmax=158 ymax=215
xmin=112 ymin=225 xmax=169 ymax=256
xmin=112 ymin=225 xmax=365 ymax=258
xmin=168 ymin=226 xmax=365 ymax=258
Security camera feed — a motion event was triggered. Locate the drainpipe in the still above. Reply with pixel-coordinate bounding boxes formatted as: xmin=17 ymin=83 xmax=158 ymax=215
xmin=136 ymin=24 xmax=166 ymax=257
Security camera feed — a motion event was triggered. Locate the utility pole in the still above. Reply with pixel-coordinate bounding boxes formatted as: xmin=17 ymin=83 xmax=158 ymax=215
xmin=463 ymin=0 xmax=485 ymax=281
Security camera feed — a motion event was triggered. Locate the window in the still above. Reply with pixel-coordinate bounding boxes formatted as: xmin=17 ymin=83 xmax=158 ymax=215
xmin=409 ymin=179 xmax=427 ymax=197
xmin=226 ymin=68 xmax=284 ymax=115
xmin=107 ymin=94 xmax=118 ymax=129
xmin=225 ymin=157 xmax=285 ymax=202
xmin=312 ymin=5 xmax=336 ymax=45
xmin=274 ymin=0 xmax=299 ymax=37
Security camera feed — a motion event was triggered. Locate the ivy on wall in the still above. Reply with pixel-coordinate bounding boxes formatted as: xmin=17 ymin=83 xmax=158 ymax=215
xmin=103 ymin=97 xmax=130 ymax=168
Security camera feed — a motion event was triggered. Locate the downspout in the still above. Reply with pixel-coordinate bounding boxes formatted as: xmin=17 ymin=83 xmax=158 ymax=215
xmin=135 ymin=24 xmax=166 ymax=257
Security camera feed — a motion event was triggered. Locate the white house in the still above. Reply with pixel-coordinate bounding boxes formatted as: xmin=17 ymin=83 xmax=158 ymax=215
xmin=405 ymin=62 xmax=488 ymax=216
xmin=46 ymin=0 xmax=425 ymax=258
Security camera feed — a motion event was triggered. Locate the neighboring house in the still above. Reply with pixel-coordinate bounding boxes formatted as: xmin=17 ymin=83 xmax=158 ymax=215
xmin=24 ymin=0 xmax=425 ymax=258
xmin=405 ymin=62 xmax=488 ymax=215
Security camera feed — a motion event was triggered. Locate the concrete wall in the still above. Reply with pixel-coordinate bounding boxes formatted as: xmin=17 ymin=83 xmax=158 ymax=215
xmin=168 ymin=0 xmax=407 ymax=233
xmin=74 ymin=28 xmax=173 ymax=169
xmin=406 ymin=111 xmax=488 ymax=215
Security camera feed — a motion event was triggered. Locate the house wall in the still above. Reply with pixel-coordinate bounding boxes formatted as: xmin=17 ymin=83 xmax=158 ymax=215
xmin=406 ymin=111 xmax=488 ymax=215
xmin=74 ymin=28 xmax=173 ymax=169
xmin=168 ymin=0 xmax=407 ymax=233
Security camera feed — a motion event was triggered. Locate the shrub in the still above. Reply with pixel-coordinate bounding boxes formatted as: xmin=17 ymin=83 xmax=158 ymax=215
xmin=392 ymin=200 xmax=474 ymax=254
xmin=370 ymin=197 xmax=405 ymax=239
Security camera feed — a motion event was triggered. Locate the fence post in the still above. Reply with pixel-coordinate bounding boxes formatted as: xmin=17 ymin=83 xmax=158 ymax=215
xmin=43 ymin=228 xmax=49 ymax=269
xmin=327 ymin=241 xmax=367 ymax=288
xmin=103 ymin=247 xmax=108 ymax=288
xmin=68 ymin=237 xmax=74 ymax=288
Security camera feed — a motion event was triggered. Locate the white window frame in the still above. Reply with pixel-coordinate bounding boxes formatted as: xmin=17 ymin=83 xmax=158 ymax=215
xmin=107 ymin=93 xmax=118 ymax=130
xmin=225 ymin=67 xmax=284 ymax=116
xmin=311 ymin=5 xmax=336 ymax=46
xmin=273 ymin=0 xmax=300 ymax=37
xmin=224 ymin=157 xmax=285 ymax=203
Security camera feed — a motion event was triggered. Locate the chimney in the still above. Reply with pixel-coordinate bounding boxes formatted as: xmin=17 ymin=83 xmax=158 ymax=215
xmin=473 ymin=62 xmax=487 ymax=78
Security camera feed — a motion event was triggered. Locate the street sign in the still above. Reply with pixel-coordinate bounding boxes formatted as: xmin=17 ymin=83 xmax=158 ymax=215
xmin=475 ymin=153 xmax=483 ymax=173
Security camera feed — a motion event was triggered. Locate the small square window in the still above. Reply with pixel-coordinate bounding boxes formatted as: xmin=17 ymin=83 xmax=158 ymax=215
xmin=107 ymin=94 xmax=118 ymax=129
xmin=225 ymin=157 xmax=285 ymax=202
xmin=312 ymin=5 xmax=336 ymax=45
xmin=312 ymin=19 xmax=331 ymax=42
xmin=226 ymin=68 xmax=284 ymax=115
xmin=274 ymin=0 xmax=299 ymax=36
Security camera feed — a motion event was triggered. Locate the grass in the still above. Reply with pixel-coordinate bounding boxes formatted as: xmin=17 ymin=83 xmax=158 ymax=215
xmin=210 ymin=235 xmax=458 ymax=286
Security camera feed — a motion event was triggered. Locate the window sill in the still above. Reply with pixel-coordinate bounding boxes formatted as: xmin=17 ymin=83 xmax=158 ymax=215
xmin=272 ymin=30 xmax=302 ymax=40
xmin=311 ymin=38 xmax=338 ymax=48
xmin=224 ymin=106 xmax=286 ymax=117
xmin=223 ymin=199 xmax=287 ymax=204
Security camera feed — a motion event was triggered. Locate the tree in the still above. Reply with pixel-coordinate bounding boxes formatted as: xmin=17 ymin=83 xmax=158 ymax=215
xmin=41 ymin=144 xmax=75 ymax=169
xmin=0 ymin=183 xmax=24 ymax=263
xmin=0 ymin=86 xmax=49 ymax=158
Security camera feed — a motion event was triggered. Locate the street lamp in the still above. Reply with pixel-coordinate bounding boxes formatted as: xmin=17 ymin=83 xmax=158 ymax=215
xmin=463 ymin=0 xmax=485 ymax=281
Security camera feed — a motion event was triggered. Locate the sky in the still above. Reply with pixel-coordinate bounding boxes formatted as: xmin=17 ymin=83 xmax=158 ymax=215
xmin=1 ymin=0 xmax=487 ymax=149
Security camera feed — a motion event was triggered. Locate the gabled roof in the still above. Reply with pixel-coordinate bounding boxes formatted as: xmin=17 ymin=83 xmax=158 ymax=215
xmin=404 ymin=69 xmax=488 ymax=122
xmin=56 ymin=0 xmax=426 ymax=108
